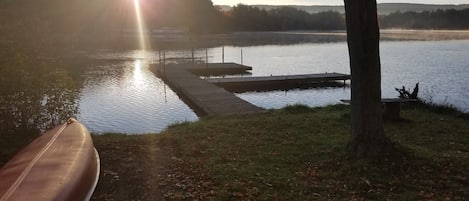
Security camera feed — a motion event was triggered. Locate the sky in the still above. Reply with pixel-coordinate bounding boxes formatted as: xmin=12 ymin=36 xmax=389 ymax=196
xmin=212 ymin=0 xmax=469 ymax=6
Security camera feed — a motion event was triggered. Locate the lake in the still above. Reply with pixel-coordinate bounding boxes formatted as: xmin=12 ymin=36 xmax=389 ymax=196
xmin=77 ymin=35 xmax=469 ymax=134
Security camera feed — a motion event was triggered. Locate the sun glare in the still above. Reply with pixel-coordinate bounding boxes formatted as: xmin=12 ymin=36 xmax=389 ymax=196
xmin=134 ymin=0 xmax=146 ymax=50
xmin=132 ymin=59 xmax=145 ymax=87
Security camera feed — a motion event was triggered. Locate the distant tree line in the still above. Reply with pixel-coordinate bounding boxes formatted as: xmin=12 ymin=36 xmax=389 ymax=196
xmin=3 ymin=0 xmax=468 ymax=37
xmin=380 ymin=9 xmax=469 ymax=29
xmin=224 ymin=4 xmax=345 ymax=31
xmin=221 ymin=4 xmax=469 ymax=31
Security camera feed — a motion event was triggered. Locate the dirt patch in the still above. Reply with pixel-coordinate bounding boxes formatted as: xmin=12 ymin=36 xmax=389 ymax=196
xmin=91 ymin=135 xmax=175 ymax=201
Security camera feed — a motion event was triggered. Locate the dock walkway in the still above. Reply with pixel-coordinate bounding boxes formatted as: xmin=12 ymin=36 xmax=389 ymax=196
xmin=151 ymin=63 xmax=264 ymax=116
xmin=207 ymin=73 xmax=350 ymax=92
xmin=208 ymin=73 xmax=350 ymax=84
xmin=152 ymin=62 xmax=350 ymax=116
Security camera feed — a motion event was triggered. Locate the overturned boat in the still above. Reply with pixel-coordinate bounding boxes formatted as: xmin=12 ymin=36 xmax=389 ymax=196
xmin=0 ymin=119 xmax=100 ymax=201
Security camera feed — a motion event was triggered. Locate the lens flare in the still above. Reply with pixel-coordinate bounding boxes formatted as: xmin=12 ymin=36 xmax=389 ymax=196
xmin=134 ymin=0 xmax=146 ymax=50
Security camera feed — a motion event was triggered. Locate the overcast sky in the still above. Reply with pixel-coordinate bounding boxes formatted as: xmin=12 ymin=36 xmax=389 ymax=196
xmin=212 ymin=0 xmax=469 ymax=6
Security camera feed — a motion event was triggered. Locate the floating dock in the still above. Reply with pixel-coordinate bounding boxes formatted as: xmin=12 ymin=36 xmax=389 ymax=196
xmin=151 ymin=62 xmax=350 ymax=116
xmin=185 ymin=62 xmax=252 ymax=73
xmin=207 ymin=73 xmax=350 ymax=92
xmin=151 ymin=63 xmax=264 ymax=116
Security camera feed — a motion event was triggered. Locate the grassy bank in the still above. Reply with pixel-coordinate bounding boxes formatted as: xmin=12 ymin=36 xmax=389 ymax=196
xmin=90 ymin=103 xmax=468 ymax=200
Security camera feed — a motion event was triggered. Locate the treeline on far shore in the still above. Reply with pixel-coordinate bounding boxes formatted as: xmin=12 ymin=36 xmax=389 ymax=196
xmin=380 ymin=9 xmax=469 ymax=30
xmin=222 ymin=5 xmax=469 ymax=32
xmin=2 ymin=0 xmax=469 ymax=38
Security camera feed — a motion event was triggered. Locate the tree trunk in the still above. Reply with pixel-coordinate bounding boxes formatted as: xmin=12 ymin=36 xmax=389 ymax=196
xmin=344 ymin=0 xmax=391 ymax=158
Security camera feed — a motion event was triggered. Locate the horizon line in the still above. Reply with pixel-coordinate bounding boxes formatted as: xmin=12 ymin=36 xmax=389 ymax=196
xmin=214 ymin=2 xmax=469 ymax=7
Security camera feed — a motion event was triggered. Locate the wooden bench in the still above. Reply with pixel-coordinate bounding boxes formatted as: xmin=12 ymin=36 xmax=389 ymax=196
xmin=341 ymin=98 xmax=418 ymax=120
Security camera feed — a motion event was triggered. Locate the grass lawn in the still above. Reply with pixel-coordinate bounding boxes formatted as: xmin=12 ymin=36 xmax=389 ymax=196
xmin=89 ymin=103 xmax=469 ymax=200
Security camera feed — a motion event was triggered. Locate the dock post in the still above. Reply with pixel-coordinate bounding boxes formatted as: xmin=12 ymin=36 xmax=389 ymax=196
xmin=222 ymin=46 xmax=224 ymax=63
xmin=158 ymin=49 xmax=161 ymax=64
xmin=241 ymin=49 xmax=243 ymax=65
xmin=163 ymin=50 xmax=166 ymax=79
xmin=163 ymin=82 xmax=168 ymax=103
xmin=191 ymin=48 xmax=195 ymax=67
xmin=205 ymin=48 xmax=208 ymax=68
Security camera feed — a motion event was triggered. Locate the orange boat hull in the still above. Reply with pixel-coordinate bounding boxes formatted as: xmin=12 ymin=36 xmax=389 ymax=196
xmin=0 ymin=119 xmax=100 ymax=201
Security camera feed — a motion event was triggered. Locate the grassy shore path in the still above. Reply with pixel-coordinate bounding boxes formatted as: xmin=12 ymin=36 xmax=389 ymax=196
xmin=91 ymin=104 xmax=469 ymax=200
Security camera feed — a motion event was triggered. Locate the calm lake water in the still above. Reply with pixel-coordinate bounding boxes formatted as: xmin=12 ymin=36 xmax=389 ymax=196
xmin=77 ymin=39 xmax=469 ymax=134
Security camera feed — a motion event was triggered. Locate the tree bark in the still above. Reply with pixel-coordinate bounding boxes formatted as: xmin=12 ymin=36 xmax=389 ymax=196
xmin=344 ymin=0 xmax=391 ymax=158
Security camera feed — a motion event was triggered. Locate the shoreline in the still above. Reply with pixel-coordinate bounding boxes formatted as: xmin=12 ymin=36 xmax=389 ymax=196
xmin=76 ymin=29 xmax=469 ymax=50
xmin=90 ymin=103 xmax=469 ymax=200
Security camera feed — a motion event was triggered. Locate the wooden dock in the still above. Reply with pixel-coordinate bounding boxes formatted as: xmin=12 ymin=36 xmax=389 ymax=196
xmin=207 ymin=73 xmax=350 ymax=92
xmin=151 ymin=63 xmax=264 ymax=116
xmin=165 ymin=62 xmax=252 ymax=76
xmin=151 ymin=62 xmax=350 ymax=116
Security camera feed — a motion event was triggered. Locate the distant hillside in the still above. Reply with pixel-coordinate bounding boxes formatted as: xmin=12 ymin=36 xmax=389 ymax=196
xmin=217 ymin=3 xmax=469 ymax=15
xmin=377 ymin=3 xmax=469 ymax=14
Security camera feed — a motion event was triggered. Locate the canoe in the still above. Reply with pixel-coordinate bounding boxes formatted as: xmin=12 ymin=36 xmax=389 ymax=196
xmin=0 ymin=119 xmax=100 ymax=201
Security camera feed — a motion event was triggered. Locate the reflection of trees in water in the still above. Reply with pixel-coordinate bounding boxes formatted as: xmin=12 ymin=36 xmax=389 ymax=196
xmin=0 ymin=0 xmax=87 ymax=164
xmin=0 ymin=46 xmax=81 ymax=164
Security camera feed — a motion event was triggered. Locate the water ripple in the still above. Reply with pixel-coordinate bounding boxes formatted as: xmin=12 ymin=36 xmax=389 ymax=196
xmin=78 ymin=57 xmax=198 ymax=134
xmin=79 ymin=40 xmax=469 ymax=134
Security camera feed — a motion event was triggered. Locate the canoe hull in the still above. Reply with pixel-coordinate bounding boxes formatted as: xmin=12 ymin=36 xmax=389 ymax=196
xmin=0 ymin=119 xmax=100 ymax=201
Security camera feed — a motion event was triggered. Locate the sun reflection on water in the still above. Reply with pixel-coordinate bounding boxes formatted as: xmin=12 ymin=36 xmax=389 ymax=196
xmin=132 ymin=59 xmax=144 ymax=88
